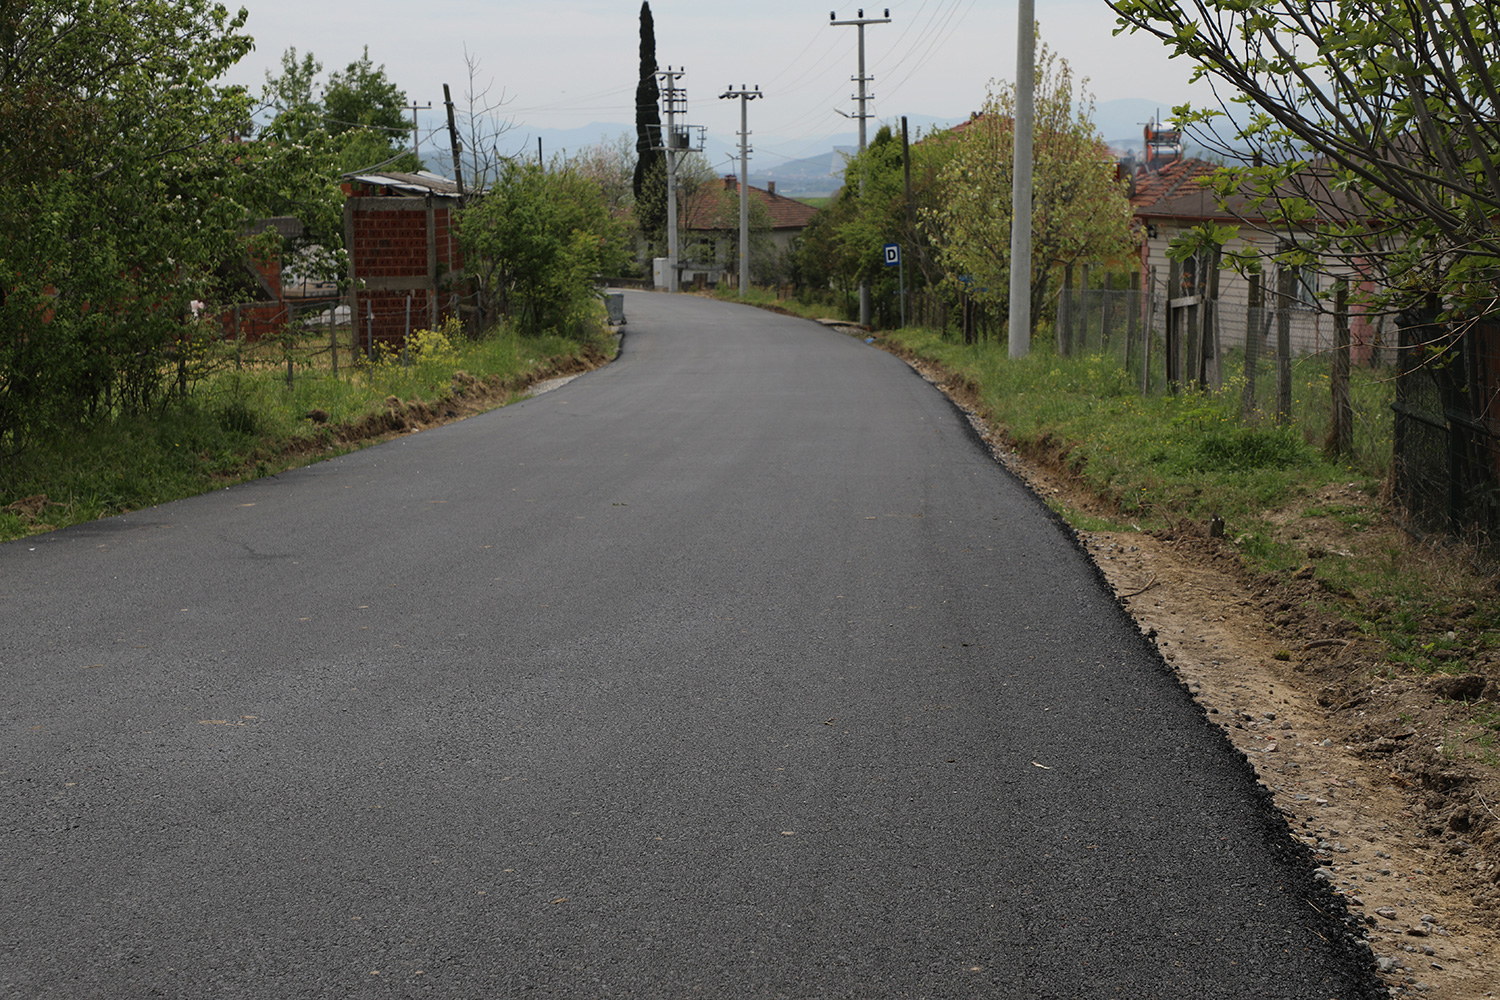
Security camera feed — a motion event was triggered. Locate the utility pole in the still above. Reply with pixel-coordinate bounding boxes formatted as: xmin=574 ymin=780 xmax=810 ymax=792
xmin=719 ymin=84 xmax=762 ymax=298
xmin=831 ymin=8 xmax=890 ymax=328
xmin=1008 ymin=0 xmax=1035 ymax=358
xmin=902 ymin=115 xmax=912 ymax=328
xmin=656 ymin=66 xmax=688 ymax=293
xmin=442 ymin=85 xmax=466 ymax=203
xmin=407 ymin=100 xmax=432 ymax=164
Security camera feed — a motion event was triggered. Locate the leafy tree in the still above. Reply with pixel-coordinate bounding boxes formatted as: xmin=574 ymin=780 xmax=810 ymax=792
xmin=261 ymin=45 xmax=420 ymax=175
xmin=827 ymin=128 xmax=911 ymax=322
xmin=1107 ymin=0 xmax=1500 ymax=325
xmin=928 ymin=39 xmax=1138 ymax=327
xmin=262 ymin=47 xmax=320 ymax=115
xmin=0 ymin=0 xmax=335 ymax=456
xmin=632 ymin=2 xmax=667 ymax=249
xmin=458 ymin=161 xmax=629 ymax=337
xmin=323 ymin=48 xmax=410 ymax=142
xmin=793 ymin=192 xmax=861 ymax=306
xmin=573 ymin=133 xmax=639 ymax=215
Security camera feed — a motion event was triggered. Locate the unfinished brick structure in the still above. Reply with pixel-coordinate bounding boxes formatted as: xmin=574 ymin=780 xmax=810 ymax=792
xmin=343 ymin=172 xmax=464 ymax=352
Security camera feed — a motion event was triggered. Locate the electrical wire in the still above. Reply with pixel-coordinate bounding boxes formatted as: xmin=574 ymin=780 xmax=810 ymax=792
xmin=879 ymin=0 xmax=979 ymax=106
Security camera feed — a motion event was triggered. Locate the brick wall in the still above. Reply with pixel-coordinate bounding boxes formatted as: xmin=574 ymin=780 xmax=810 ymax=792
xmin=346 ymin=195 xmax=464 ymax=348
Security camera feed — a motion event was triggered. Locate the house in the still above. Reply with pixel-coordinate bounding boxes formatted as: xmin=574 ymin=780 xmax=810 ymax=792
xmin=675 ymin=175 xmax=818 ymax=287
xmin=342 ymin=170 xmax=466 ymax=349
xmin=1129 ymin=139 xmax=1386 ymax=367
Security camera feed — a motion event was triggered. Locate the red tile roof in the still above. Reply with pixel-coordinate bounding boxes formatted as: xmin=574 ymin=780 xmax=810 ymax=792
xmin=681 ymin=177 xmax=820 ymax=232
xmin=1130 ymin=158 xmax=1221 ymax=217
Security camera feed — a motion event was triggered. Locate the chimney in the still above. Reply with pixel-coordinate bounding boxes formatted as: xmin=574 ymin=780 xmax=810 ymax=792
xmin=724 ymin=174 xmax=736 ymax=190
xmin=767 ymin=180 xmax=776 ymax=196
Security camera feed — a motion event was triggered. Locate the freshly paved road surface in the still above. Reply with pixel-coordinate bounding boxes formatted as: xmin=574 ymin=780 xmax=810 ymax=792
xmin=2 ymin=292 xmax=1380 ymax=998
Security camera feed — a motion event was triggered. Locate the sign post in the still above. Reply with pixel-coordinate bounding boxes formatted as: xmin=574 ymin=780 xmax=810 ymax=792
xmin=883 ymin=243 xmax=904 ymax=328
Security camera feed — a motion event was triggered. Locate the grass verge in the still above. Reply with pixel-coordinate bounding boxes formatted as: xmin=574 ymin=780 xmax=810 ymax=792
xmin=875 ymin=324 xmax=1497 ymax=682
xmin=0 ymin=320 xmax=617 ymax=541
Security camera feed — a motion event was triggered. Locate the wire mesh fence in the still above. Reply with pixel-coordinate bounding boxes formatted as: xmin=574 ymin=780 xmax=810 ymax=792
xmin=902 ymin=272 xmax=1494 ymax=552
xmin=1392 ymin=313 xmax=1500 ymax=553
xmin=217 ymin=284 xmax=491 ymax=389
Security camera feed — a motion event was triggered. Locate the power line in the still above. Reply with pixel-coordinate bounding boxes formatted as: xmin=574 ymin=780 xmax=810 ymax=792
xmin=879 ymin=0 xmax=978 ymax=104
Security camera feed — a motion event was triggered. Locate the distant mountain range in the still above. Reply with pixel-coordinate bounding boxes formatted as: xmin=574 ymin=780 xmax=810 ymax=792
xmin=418 ymin=100 xmax=1222 ymax=200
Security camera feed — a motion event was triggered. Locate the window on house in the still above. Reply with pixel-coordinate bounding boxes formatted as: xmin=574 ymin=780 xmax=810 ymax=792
xmin=1294 ymin=265 xmax=1318 ymax=310
xmin=1275 ymin=263 xmax=1318 ymax=310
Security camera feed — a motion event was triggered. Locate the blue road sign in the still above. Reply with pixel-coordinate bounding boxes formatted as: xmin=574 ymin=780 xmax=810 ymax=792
xmin=883 ymin=243 xmax=901 ymax=267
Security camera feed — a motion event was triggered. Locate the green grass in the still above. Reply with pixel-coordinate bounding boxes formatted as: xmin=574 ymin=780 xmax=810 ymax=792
xmin=706 ymin=285 xmax=841 ymax=321
xmin=0 ymin=319 xmax=615 ymax=541
xmin=871 ymin=323 xmax=1500 ymax=678
xmin=876 ymin=325 xmax=1500 ymax=683
xmin=880 ymin=327 xmax=1387 ymax=543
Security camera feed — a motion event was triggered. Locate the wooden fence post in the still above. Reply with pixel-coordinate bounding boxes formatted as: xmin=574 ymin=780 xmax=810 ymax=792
xmin=1202 ymin=245 xmax=1223 ymax=389
xmin=1276 ymin=262 xmax=1295 ymax=425
xmin=1166 ymin=258 xmax=1182 ymax=392
xmin=1079 ymin=264 xmax=1091 ymax=353
xmin=1058 ymin=263 xmax=1073 ymax=357
xmin=1184 ymin=254 xmax=1202 ymax=390
xmin=1126 ymin=271 xmax=1140 ymax=377
xmin=1328 ymin=280 xmax=1353 ymax=457
xmin=1242 ymin=272 xmax=1262 ymax=420
xmin=1142 ymin=267 xmax=1155 ymax=395
xmin=1101 ymin=272 xmax=1114 ymax=351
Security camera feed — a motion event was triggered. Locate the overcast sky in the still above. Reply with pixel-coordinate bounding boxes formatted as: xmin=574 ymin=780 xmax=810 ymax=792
xmin=221 ymin=0 xmax=1213 ymax=166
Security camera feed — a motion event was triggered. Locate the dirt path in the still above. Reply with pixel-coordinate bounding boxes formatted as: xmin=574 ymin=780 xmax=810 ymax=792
xmin=898 ymin=351 xmax=1500 ymax=1000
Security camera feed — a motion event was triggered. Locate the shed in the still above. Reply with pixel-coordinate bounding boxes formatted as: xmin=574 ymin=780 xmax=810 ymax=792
xmin=343 ymin=171 xmax=465 ymax=350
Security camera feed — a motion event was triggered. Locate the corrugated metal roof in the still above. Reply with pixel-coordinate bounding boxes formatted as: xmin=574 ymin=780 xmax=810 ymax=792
xmin=246 ymin=216 xmax=305 ymax=240
xmin=345 ymin=170 xmax=461 ymax=197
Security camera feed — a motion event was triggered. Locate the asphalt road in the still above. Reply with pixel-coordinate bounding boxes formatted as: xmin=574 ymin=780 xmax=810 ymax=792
xmin=2 ymin=292 xmax=1381 ymax=999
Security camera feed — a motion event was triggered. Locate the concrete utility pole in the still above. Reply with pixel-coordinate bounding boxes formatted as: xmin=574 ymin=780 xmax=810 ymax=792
xmin=831 ymin=8 xmax=890 ymax=328
xmin=407 ymin=100 xmax=432 ymax=165
xmin=719 ymin=85 xmax=762 ymax=298
xmin=657 ymin=66 xmax=687 ymax=293
xmin=1008 ymin=0 xmax=1035 ymax=358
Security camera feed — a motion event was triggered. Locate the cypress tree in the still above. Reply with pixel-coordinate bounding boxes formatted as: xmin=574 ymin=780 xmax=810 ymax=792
xmin=632 ymin=2 xmax=667 ymax=246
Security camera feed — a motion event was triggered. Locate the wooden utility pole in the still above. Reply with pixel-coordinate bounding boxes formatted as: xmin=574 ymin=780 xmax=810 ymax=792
xmin=442 ymin=85 xmax=467 ymax=205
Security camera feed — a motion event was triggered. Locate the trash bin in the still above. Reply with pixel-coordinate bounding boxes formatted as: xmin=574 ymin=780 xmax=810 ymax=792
xmin=605 ymin=291 xmax=626 ymax=326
